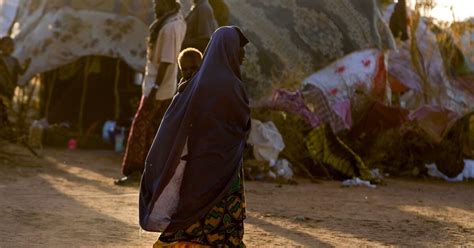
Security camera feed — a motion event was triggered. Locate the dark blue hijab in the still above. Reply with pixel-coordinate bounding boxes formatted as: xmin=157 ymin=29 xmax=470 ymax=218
xmin=139 ymin=26 xmax=250 ymax=232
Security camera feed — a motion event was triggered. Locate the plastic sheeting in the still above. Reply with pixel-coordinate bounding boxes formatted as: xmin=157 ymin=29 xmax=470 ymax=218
xmin=247 ymin=119 xmax=285 ymax=162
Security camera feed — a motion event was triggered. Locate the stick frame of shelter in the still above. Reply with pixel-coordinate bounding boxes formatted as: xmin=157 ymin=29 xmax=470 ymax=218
xmin=410 ymin=9 xmax=431 ymax=104
xmin=44 ymin=71 xmax=57 ymax=119
xmin=15 ymin=78 xmax=38 ymax=131
xmin=114 ymin=60 xmax=121 ymax=121
xmin=78 ymin=57 xmax=91 ymax=137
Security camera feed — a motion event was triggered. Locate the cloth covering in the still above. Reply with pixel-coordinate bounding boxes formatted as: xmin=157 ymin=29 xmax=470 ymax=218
xmin=10 ymin=0 xmax=151 ymax=85
xmin=247 ymin=119 xmax=285 ymax=162
xmin=306 ymin=125 xmax=373 ymax=181
xmin=382 ymin=7 xmax=473 ymax=115
xmin=455 ymin=18 xmax=474 ymax=72
xmin=302 ymin=49 xmax=387 ymax=132
xmin=227 ymin=0 xmax=395 ymax=99
xmin=408 ymin=106 xmax=460 ymax=144
xmin=0 ymin=0 xmax=19 ymax=36
xmin=140 ymin=27 xmax=250 ymax=233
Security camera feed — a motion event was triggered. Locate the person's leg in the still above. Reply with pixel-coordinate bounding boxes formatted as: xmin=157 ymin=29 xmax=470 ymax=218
xmin=115 ymin=96 xmax=155 ymax=185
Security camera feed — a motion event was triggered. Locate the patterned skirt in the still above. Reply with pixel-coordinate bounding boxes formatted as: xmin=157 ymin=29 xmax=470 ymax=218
xmin=121 ymin=96 xmax=171 ymax=176
xmin=156 ymin=174 xmax=246 ymax=248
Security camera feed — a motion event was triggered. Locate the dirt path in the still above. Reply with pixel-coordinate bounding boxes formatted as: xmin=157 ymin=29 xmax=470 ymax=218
xmin=0 ymin=145 xmax=473 ymax=247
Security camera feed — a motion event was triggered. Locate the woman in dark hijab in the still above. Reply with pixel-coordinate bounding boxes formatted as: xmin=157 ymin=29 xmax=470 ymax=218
xmin=140 ymin=26 xmax=250 ymax=248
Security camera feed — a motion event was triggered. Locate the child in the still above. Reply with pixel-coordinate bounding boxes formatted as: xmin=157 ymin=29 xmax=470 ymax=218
xmin=177 ymin=47 xmax=203 ymax=93
xmin=114 ymin=47 xmax=203 ymax=185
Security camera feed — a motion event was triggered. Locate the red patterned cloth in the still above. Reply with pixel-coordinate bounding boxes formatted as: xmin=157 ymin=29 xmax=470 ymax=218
xmin=121 ymin=96 xmax=171 ymax=176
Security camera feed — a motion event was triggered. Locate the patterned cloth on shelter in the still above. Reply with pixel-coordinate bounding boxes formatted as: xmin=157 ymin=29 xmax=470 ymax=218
xmin=383 ymin=7 xmax=473 ymax=115
xmin=408 ymin=106 xmax=460 ymax=144
xmin=9 ymin=0 xmax=152 ymax=85
xmin=302 ymin=49 xmax=387 ymax=132
xmin=350 ymin=101 xmax=409 ymax=138
xmin=306 ymin=125 xmax=373 ymax=181
xmin=226 ymin=0 xmax=395 ymax=99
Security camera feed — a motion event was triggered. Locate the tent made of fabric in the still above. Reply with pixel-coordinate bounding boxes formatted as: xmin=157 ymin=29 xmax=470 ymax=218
xmin=408 ymin=106 xmax=461 ymax=144
xmin=0 ymin=0 xmax=20 ymax=36
xmin=225 ymin=0 xmax=395 ymax=99
xmin=455 ymin=18 xmax=474 ymax=72
xmin=302 ymin=49 xmax=387 ymax=132
xmin=383 ymin=4 xmax=473 ymax=115
xmin=6 ymin=0 xmax=152 ymax=85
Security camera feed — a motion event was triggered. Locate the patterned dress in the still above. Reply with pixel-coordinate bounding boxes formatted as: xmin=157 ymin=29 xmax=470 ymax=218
xmin=157 ymin=174 xmax=246 ymax=248
xmin=121 ymin=96 xmax=171 ymax=176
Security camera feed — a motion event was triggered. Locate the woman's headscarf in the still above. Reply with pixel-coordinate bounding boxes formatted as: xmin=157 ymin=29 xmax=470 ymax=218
xmin=139 ymin=26 xmax=250 ymax=233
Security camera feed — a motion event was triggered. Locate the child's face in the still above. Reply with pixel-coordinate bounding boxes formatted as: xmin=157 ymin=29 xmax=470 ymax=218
xmin=180 ymin=56 xmax=201 ymax=80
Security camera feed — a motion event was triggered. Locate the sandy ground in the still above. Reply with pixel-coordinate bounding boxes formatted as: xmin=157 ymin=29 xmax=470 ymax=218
xmin=0 ymin=144 xmax=473 ymax=248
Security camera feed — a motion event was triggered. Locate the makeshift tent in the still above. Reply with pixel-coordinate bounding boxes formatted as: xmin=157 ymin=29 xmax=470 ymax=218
xmin=224 ymin=0 xmax=395 ymax=99
xmin=10 ymin=0 xmax=154 ymax=85
xmin=9 ymin=0 xmax=396 ymax=90
xmin=0 ymin=0 xmax=153 ymax=131
xmin=40 ymin=56 xmax=141 ymax=129
xmin=383 ymin=5 xmax=474 ymax=116
xmin=454 ymin=18 xmax=474 ymax=72
xmin=302 ymin=49 xmax=387 ymax=132
xmin=0 ymin=0 xmax=19 ymax=36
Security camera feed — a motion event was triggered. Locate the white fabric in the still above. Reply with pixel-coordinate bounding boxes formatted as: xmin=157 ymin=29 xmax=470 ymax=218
xmin=342 ymin=178 xmax=376 ymax=188
xmin=426 ymin=160 xmax=474 ymax=182
xmin=247 ymin=119 xmax=285 ymax=162
xmin=10 ymin=5 xmax=149 ymax=85
xmin=142 ymin=13 xmax=186 ymax=100
xmin=382 ymin=5 xmax=473 ymax=115
xmin=303 ymin=49 xmax=382 ymax=129
xmin=14 ymin=8 xmax=148 ymax=82
xmin=0 ymin=0 xmax=20 ymax=36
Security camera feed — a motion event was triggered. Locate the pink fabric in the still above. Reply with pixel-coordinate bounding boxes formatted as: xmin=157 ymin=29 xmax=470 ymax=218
xmin=409 ymin=106 xmax=461 ymax=143
xmin=332 ymin=100 xmax=352 ymax=129
xmin=270 ymin=89 xmax=321 ymax=128
xmin=303 ymin=49 xmax=386 ymax=130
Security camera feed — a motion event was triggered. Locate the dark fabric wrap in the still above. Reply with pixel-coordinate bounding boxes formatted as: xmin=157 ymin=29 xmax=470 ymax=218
xmin=139 ymin=26 xmax=250 ymax=233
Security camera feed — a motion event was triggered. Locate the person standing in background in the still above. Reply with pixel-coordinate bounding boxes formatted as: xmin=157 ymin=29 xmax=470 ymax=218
xmin=209 ymin=0 xmax=230 ymax=26
xmin=182 ymin=0 xmax=218 ymax=52
xmin=115 ymin=0 xmax=186 ymax=185
xmin=0 ymin=36 xmax=30 ymax=125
